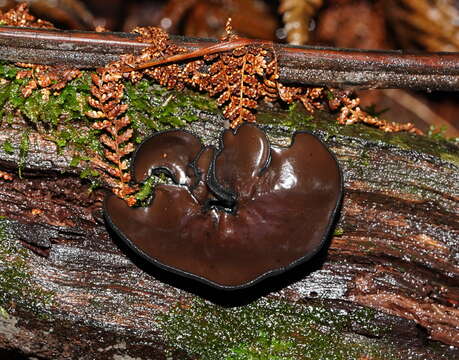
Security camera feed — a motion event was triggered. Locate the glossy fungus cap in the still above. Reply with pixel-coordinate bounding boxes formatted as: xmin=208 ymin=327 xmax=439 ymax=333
xmin=104 ymin=124 xmax=343 ymax=289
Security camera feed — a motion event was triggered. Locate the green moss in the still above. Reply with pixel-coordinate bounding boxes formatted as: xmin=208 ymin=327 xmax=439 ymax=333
xmin=79 ymin=167 xmax=101 ymax=191
xmin=125 ymin=80 xmax=217 ymax=139
xmin=0 ymin=218 xmax=53 ymax=315
xmin=160 ymin=298 xmax=397 ymax=360
xmin=0 ymin=63 xmax=217 ymax=170
xmin=427 ymin=125 xmax=458 ymax=143
xmin=0 ymin=69 xmax=93 ymax=126
xmin=360 ymin=150 xmax=371 ymax=166
xmin=18 ymin=130 xmax=29 ymax=177
xmin=0 ymin=305 xmax=9 ymax=319
xmin=0 ymin=63 xmax=18 ymax=80
xmin=56 ymin=73 xmax=93 ymax=118
xmin=135 ymin=176 xmax=155 ymax=202
xmin=257 ymin=103 xmax=459 ymax=166
xmin=52 ymin=126 xmax=101 ymax=154
xmin=69 ymin=155 xmax=83 ymax=167
xmin=275 ymin=103 xmax=314 ymax=128
xmin=22 ymin=90 xmax=57 ymax=125
xmin=0 ymin=65 xmax=96 ymax=169
xmin=0 ymin=81 xmax=12 ymax=119
xmin=326 ymin=90 xmax=335 ymax=101
xmin=1 ymin=139 xmax=14 ymax=154
xmin=226 ymin=331 xmax=296 ymax=360
xmin=135 ymin=173 xmax=175 ymax=206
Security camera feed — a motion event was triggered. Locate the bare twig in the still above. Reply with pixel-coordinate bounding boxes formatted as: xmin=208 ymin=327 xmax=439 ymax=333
xmin=0 ymin=26 xmax=459 ymax=90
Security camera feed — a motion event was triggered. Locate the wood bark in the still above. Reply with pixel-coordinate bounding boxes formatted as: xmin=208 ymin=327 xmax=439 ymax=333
xmin=1 ymin=27 xmax=459 ymax=90
xmin=0 ymin=108 xmax=458 ymax=359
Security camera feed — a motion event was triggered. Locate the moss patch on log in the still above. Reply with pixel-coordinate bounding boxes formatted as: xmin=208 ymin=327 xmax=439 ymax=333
xmin=125 ymin=79 xmax=217 ymax=139
xmin=0 ymin=63 xmax=216 ymax=168
xmin=0 ymin=217 xmax=53 ymax=316
xmin=159 ymin=298 xmax=398 ymax=360
xmin=257 ymin=103 xmax=459 ymax=166
xmin=0 ymin=62 xmax=457 ymax=171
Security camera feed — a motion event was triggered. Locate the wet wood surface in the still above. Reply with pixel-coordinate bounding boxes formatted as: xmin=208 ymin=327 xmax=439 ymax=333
xmin=1 ymin=26 xmax=459 ymax=90
xmin=0 ymin=112 xmax=458 ymax=359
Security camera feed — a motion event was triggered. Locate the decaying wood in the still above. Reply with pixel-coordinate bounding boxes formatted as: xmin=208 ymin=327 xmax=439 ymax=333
xmin=0 ymin=108 xmax=458 ymax=359
xmin=1 ymin=26 xmax=459 ymax=91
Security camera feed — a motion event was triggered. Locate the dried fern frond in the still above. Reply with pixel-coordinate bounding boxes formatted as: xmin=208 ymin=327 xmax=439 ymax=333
xmin=277 ymin=84 xmax=326 ymax=113
xmin=87 ymin=64 xmax=137 ymax=206
xmin=0 ymin=3 xmax=54 ymax=28
xmin=336 ymin=92 xmax=422 ymax=134
xmin=205 ymin=45 xmax=273 ymax=128
xmin=16 ymin=64 xmax=81 ymax=97
xmin=1 ymin=5 xmax=82 ymax=97
xmin=121 ymin=26 xmax=189 ymax=88
xmin=385 ymin=0 xmax=459 ymax=51
xmin=125 ymin=25 xmax=423 ymax=134
xmin=125 ymin=24 xmax=277 ymax=129
xmin=279 ymin=0 xmax=323 ymax=45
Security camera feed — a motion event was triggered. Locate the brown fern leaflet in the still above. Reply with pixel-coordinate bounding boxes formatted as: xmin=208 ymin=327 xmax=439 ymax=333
xmin=124 ymin=23 xmax=279 ymax=129
xmin=87 ymin=63 xmax=137 ymax=206
xmin=205 ymin=45 xmax=272 ymax=127
xmin=16 ymin=64 xmax=82 ymax=97
xmin=1 ymin=5 xmax=82 ymax=97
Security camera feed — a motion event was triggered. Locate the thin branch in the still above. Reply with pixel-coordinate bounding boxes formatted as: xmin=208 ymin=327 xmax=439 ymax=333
xmin=0 ymin=26 xmax=459 ymax=90
xmin=0 ymin=26 xmax=145 ymax=67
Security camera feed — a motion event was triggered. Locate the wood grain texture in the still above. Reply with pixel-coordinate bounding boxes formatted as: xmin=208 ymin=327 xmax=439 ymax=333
xmin=0 ymin=109 xmax=458 ymax=359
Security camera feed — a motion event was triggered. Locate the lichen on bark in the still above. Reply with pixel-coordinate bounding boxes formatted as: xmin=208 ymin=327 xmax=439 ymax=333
xmin=0 ymin=217 xmax=54 ymax=316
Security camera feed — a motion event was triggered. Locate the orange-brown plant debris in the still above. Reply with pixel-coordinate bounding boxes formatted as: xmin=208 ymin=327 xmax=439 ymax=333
xmin=87 ymin=63 xmax=137 ymax=206
xmin=16 ymin=64 xmax=82 ymax=97
xmin=0 ymin=170 xmax=13 ymax=181
xmin=126 ymin=24 xmax=422 ymax=134
xmin=0 ymin=3 xmax=54 ymax=29
xmin=336 ymin=92 xmax=422 ymax=134
xmin=86 ymin=21 xmax=423 ymax=203
xmin=0 ymin=5 xmax=82 ymax=97
xmin=2 ymin=4 xmax=423 ymax=205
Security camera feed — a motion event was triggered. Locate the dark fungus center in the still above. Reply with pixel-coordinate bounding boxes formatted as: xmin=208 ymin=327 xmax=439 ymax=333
xmin=104 ymin=124 xmax=343 ymax=289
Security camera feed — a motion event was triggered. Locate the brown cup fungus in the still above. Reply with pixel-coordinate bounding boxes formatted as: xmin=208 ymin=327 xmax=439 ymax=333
xmin=104 ymin=124 xmax=343 ymax=289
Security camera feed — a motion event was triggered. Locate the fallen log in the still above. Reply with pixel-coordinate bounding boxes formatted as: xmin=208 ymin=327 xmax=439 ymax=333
xmin=0 ymin=85 xmax=458 ymax=359
xmin=0 ymin=15 xmax=457 ymax=358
